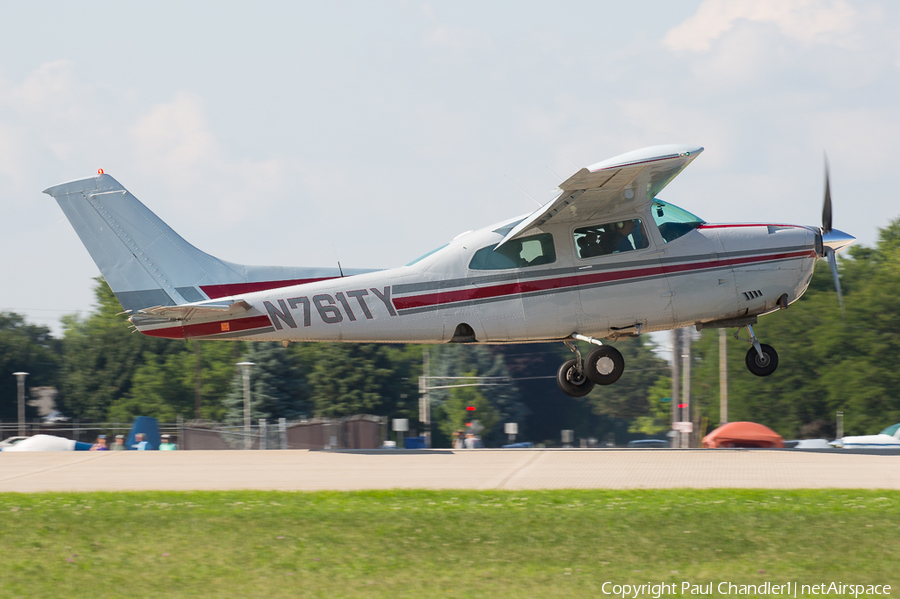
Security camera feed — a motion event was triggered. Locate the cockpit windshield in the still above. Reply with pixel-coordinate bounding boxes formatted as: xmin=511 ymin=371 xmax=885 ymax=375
xmin=880 ymin=423 xmax=900 ymax=437
xmin=405 ymin=244 xmax=449 ymax=266
xmin=652 ymin=200 xmax=705 ymax=243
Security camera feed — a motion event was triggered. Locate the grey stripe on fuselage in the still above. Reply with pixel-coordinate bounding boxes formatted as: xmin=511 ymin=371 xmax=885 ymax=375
xmin=176 ymin=286 xmax=207 ymax=303
xmin=115 ymin=289 xmax=177 ymax=312
xmin=396 ymin=256 xmax=801 ymax=316
xmin=393 ymin=245 xmax=810 ymax=296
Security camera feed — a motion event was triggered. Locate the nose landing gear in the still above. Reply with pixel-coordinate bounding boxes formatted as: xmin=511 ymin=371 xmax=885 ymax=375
xmin=735 ymin=324 xmax=778 ymax=377
xmin=556 ymin=335 xmax=626 ymax=397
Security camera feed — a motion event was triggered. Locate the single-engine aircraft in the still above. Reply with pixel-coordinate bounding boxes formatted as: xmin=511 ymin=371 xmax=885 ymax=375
xmin=44 ymin=145 xmax=855 ymax=397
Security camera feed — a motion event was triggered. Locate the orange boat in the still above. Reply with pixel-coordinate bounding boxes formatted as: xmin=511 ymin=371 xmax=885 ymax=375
xmin=702 ymin=421 xmax=784 ymax=448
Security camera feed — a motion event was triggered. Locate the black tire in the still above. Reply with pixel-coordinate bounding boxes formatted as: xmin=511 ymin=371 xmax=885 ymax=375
xmin=745 ymin=344 xmax=778 ymax=377
xmin=557 ymin=359 xmax=596 ymax=397
xmin=585 ymin=345 xmax=626 ymax=385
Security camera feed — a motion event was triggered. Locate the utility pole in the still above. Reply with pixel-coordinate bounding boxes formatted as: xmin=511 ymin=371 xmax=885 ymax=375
xmin=719 ymin=328 xmax=728 ymax=425
xmin=419 ymin=348 xmax=432 ymax=448
xmin=237 ymin=362 xmax=255 ymax=450
xmin=681 ymin=330 xmax=692 ymax=448
xmin=194 ymin=341 xmax=202 ymax=419
xmin=13 ymin=372 xmax=28 ymax=437
xmin=670 ymin=329 xmax=680 ymax=448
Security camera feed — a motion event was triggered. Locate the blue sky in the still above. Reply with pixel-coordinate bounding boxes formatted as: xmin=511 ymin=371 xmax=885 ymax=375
xmin=2 ymin=1 xmax=898 ymax=333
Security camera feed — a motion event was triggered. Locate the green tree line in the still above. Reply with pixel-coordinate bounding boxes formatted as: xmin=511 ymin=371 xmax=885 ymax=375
xmin=5 ymin=218 xmax=900 ymax=444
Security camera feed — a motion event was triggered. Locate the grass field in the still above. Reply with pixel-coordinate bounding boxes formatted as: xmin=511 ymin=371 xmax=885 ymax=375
xmin=1 ymin=489 xmax=898 ymax=598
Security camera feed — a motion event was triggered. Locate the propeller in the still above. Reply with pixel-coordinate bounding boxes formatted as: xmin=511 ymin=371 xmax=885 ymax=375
xmin=819 ymin=154 xmax=855 ymax=316
xmin=822 ymin=156 xmax=832 ymax=234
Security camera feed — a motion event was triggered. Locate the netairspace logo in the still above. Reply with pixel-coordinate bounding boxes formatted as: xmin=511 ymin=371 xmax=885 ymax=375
xmin=600 ymin=581 xmax=892 ymax=598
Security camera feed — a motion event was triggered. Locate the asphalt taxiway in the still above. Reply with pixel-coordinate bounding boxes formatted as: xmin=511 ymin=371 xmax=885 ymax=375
xmin=2 ymin=449 xmax=899 ymax=493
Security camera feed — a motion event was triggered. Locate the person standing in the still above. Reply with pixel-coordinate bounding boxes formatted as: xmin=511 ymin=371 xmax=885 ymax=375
xmin=111 ymin=434 xmax=126 ymax=451
xmin=133 ymin=433 xmax=149 ymax=450
xmin=90 ymin=435 xmax=109 ymax=451
xmin=159 ymin=434 xmax=178 ymax=451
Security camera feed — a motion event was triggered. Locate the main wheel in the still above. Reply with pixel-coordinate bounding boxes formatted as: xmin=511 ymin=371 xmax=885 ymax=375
xmin=557 ymin=359 xmax=596 ymax=397
xmin=585 ymin=345 xmax=625 ymax=385
xmin=745 ymin=344 xmax=778 ymax=377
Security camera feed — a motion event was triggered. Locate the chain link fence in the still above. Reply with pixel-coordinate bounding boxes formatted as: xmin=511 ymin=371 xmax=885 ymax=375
xmin=1 ymin=415 xmax=387 ymax=450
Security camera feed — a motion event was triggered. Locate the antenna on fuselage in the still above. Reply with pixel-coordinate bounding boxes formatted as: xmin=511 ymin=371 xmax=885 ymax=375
xmin=332 ymin=244 xmax=345 ymax=277
xmin=503 ymin=175 xmax=543 ymax=207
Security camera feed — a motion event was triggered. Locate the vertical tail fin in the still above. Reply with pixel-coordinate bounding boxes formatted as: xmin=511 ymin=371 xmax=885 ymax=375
xmin=44 ymin=173 xmax=360 ymax=312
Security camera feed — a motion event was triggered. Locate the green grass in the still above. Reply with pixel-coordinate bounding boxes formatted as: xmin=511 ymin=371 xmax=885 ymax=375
xmin=1 ymin=489 xmax=898 ymax=598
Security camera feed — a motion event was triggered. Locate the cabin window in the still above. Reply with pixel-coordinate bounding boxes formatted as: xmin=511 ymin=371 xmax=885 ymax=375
xmin=468 ymin=233 xmax=556 ymax=270
xmin=652 ymin=200 xmax=704 ymax=243
xmin=574 ymin=218 xmax=648 ymax=259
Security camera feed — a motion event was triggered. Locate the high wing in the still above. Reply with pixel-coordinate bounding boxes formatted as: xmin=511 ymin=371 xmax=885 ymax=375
xmin=497 ymin=144 xmax=703 ymax=247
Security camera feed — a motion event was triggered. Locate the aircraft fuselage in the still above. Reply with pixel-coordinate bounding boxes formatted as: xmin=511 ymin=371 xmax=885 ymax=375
xmin=131 ymin=203 xmax=818 ymax=344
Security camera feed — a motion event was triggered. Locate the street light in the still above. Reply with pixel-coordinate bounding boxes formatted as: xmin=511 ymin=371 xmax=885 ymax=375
xmin=236 ymin=362 xmax=255 ymax=450
xmin=13 ymin=372 xmax=28 ymax=437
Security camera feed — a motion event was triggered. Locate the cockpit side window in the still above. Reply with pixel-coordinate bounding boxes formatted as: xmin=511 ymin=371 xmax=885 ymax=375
xmin=574 ymin=218 xmax=648 ymax=259
xmin=652 ymin=200 xmax=705 ymax=243
xmin=468 ymin=233 xmax=556 ymax=270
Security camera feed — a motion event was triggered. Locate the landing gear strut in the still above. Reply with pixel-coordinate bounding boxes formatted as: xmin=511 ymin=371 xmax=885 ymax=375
xmin=735 ymin=324 xmax=778 ymax=377
xmin=556 ymin=335 xmax=627 ymax=397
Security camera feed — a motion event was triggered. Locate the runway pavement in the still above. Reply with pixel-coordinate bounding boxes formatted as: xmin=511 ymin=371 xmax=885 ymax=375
xmin=2 ymin=449 xmax=900 ymax=493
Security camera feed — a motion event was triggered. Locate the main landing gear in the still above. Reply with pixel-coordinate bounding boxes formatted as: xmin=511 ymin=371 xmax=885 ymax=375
xmin=556 ymin=334 xmax=626 ymax=397
xmin=735 ymin=323 xmax=778 ymax=377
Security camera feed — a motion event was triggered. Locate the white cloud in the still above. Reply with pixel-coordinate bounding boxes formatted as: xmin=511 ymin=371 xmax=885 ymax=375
xmin=664 ymin=0 xmax=857 ymax=52
xmin=5 ymin=60 xmax=81 ymax=118
xmin=423 ymin=24 xmax=493 ymax=54
xmin=131 ymin=91 xmax=217 ymax=169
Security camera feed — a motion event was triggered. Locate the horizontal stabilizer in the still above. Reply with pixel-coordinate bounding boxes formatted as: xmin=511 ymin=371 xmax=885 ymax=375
xmin=132 ymin=299 xmax=253 ymax=321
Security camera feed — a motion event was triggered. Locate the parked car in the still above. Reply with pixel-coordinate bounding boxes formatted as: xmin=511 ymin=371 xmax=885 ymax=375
xmin=627 ymin=439 xmax=669 ymax=448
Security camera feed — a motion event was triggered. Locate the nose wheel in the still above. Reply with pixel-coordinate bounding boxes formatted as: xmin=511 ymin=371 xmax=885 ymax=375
xmin=735 ymin=324 xmax=779 ymax=377
xmin=556 ymin=336 xmax=626 ymax=397
xmin=745 ymin=343 xmax=778 ymax=376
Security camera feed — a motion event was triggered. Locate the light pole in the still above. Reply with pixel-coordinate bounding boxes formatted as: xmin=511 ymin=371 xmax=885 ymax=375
xmin=13 ymin=372 xmax=28 ymax=437
xmin=236 ymin=362 xmax=255 ymax=450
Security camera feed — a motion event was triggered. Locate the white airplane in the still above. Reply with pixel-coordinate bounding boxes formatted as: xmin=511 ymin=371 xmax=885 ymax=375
xmin=44 ymin=145 xmax=855 ymax=397
xmin=830 ymin=423 xmax=900 ymax=449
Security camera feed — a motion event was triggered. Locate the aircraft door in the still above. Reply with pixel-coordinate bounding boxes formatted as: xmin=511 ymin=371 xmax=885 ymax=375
xmin=574 ymin=217 xmax=674 ymax=337
xmin=661 ymin=227 xmax=739 ymax=326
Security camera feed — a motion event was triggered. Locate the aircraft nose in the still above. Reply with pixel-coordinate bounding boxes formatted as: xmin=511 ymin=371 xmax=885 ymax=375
xmin=822 ymin=229 xmax=855 ymax=254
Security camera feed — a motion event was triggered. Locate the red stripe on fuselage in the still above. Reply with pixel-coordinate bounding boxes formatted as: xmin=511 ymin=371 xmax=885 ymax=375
xmin=200 ymin=278 xmax=336 ymax=299
xmin=140 ymin=315 xmax=272 ymax=339
xmin=392 ymin=250 xmax=815 ymax=311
